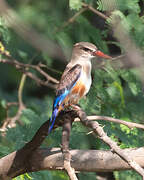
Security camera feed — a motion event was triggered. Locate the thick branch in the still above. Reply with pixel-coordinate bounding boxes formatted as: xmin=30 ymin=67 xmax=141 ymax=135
xmin=0 ymin=110 xmax=77 ymax=179
xmin=1 ymin=147 xmax=144 ymax=179
xmin=0 ymin=107 xmax=144 ymax=179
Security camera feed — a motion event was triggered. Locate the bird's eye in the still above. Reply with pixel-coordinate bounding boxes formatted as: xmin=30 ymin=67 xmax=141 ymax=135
xmin=82 ymin=47 xmax=91 ymax=52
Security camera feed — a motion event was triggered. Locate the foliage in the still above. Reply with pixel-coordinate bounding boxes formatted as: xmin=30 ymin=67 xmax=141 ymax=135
xmin=0 ymin=0 xmax=144 ymax=179
xmin=69 ymin=0 xmax=82 ymax=10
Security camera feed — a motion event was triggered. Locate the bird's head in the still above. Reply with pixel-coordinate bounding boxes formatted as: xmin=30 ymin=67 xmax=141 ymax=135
xmin=71 ymin=42 xmax=111 ymax=62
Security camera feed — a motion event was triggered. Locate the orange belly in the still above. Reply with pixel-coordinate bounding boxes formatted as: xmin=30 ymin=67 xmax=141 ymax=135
xmin=58 ymin=80 xmax=86 ymax=112
xmin=71 ymin=79 xmax=86 ymax=98
xmin=63 ymin=79 xmax=86 ymax=105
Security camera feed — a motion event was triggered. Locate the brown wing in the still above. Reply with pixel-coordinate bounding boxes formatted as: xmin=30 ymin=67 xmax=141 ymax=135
xmin=56 ymin=64 xmax=82 ymax=96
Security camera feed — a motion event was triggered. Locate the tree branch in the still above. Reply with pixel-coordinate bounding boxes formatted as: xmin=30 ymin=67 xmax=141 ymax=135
xmin=75 ymin=106 xmax=144 ymax=178
xmin=61 ymin=112 xmax=78 ymax=180
xmin=55 ymin=7 xmax=87 ymax=33
xmin=82 ymin=3 xmax=108 ymax=20
xmin=75 ymin=115 xmax=144 ymax=130
xmin=1 ymin=147 xmax=144 ymax=179
xmin=0 ymin=58 xmax=58 ymax=89
xmin=0 ymin=109 xmax=144 ymax=179
xmin=0 ymin=74 xmax=26 ymax=132
xmin=0 ymin=110 xmax=77 ymax=179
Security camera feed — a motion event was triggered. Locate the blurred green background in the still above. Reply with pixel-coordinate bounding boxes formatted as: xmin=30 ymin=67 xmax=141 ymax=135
xmin=0 ymin=0 xmax=144 ymax=179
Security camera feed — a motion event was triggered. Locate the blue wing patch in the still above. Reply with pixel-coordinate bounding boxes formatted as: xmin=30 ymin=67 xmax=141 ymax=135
xmin=48 ymin=64 xmax=82 ymax=134
xmin=48 ymin=89 xmax=70 ymax=133
xmin=53 ymin=90 xmax=69 ymax=109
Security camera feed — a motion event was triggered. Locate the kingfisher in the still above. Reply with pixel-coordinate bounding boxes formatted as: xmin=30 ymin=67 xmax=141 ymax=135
xmin=48 ymin=42 xmax=111 ymax=133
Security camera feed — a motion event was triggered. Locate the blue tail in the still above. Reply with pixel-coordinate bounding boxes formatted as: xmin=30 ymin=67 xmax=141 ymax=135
xmin=48 ymin=90 xmax=69 ymax=134
xmin=48 ymin=108 xmax=59 ymax=133
xmin=48 ymin=74 xmax=80 ymax=133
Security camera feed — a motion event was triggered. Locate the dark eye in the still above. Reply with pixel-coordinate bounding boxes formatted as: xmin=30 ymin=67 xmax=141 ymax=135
xmin=82 ymin=47 xmax=91 ymax=52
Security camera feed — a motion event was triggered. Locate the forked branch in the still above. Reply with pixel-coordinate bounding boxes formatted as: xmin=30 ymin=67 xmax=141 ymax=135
xmin=74 ymin=105 xmax=144 ymax=178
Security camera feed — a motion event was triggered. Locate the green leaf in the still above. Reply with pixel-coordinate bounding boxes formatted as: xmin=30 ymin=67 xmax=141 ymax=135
xmin=120 ymin=70 xmax=141 ymax=96
xmin=128 ymin=82 xmax=139 ymax=96
xmin=0 ymin=99 xmax=6 ymax=108
xmin=0 ymin=17 xmax=10 ymax=43
xmin=69 ymin=0 xmax=82 ymax=10
xmin=97 ymin=0 xmax=140 ymax=13
xmin=97 ymin=0 xmax=116 ymax=11
xmin=17 ymin=50 xmax=28 ymax=60
xmin=113 ymin=81 xmax=125 ymax=107
xmin=118 ymin=0 xmax=140 ymax=14
xmin=25 ymin=173 xmax=33 ymax=179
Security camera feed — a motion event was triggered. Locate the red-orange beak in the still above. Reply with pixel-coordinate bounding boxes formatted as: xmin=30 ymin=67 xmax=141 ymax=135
xmin=93 ymin=50 xmax=111 ymax=59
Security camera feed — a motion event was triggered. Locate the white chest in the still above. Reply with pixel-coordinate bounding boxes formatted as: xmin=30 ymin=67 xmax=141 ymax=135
xmin=68 ymin=59 xmax=92 ymax=97
xmin=66 ymin=60 xmax=92 ymax=104
xmin=80 ymin=69 xmax=92 ymax=95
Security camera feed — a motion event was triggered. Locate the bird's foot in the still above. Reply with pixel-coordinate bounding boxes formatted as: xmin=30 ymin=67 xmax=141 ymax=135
xmin=70 ymin=104 xmax=81 ymax=111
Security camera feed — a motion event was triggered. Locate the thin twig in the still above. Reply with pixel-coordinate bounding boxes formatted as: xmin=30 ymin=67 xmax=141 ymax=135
xmin=0 ymin=73 xmax=26 ymax=131
xmin=82 ymin=2 xmax=108 ymax=20
xmin=35 ymin=63 xmax=59 ymax=84
xmin=6 ymin=102 xmax=18 ymax=108
xmin=75 ymin=115 xmax=144 ymax=130
xmin=88 ymin=116 xmax=144 ymax=130
xmin=18 ymin=73 xmax=26 ymax=106
xmin=0 ymin=58 xmax=57 ymax=89
xmin=9 ymin=73 xmax=26 ymax=126
xmin=55 ymin=2 xmax=109 ymax=34
xmin=0 ymin=51 xmax=59 ymax=130
xmin=55 ymin=7 xmax=87 ymax=33
xmin=0 ymin=58 xmax=59 ymax=84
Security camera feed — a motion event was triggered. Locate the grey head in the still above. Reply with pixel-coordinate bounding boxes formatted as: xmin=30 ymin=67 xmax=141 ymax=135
xmin=71 ymin=42 xmax=98 ymax=60
xmin=71 ymin=42 xmax=111 ymax=62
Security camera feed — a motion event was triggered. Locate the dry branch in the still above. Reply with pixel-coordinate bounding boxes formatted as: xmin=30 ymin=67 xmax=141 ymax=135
xmin=0 ymin=74 xmax=26 ymax=131
xmin=61 ymin=113 xmax=78 ymax=180
xmin=1 ymin=147 xmax=144 ymax=179
xmin=82 ymin=2 xmax=108 ymax=20
xmin=55 ymin=7 xmax=87 ymax=33
xmin=0 ymin=108 xmax=144 ymax=179
xmin=75 ymin=106 xmax=144 ymax=178
xmin=0 ymin=55 xmax=58 ymax=130
xmin=0 ymin=110 xmax=76 ymax=179
xmin=75 ymin=115 xmax=144 ymax=130
xmin=0 ymin=58 xmax=57 ymax=89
